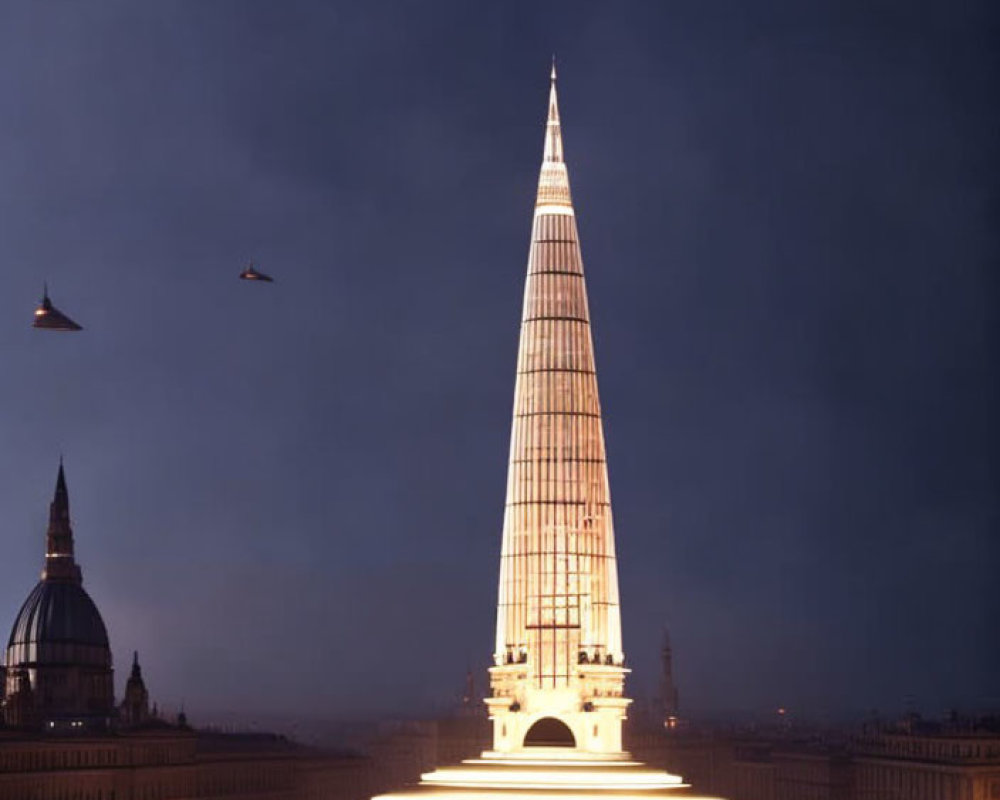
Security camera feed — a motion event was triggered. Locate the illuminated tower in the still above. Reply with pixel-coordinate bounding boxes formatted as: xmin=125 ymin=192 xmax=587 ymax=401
xmin=487 ymin=62 xmax=627 ymax=756
xmin=373 ymin=66 xmax=721 ymax=800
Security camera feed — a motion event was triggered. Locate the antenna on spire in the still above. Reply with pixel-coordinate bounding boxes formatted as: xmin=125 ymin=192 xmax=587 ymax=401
xmin=541 ymin=57 xmax=564 ymax=165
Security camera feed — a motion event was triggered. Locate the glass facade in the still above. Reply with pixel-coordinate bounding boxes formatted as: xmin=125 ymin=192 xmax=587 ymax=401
xmin=494 ymin=87 xmax=623 ymax=691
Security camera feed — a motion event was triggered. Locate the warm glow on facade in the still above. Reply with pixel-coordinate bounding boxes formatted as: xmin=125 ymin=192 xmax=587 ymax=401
xmin=372 ymin=66 xmax=724 ymax=800
xmin=488 ymin=63 xmax=628 ymax=760
xmin=372 ymin=750 xmax=717 ymax=799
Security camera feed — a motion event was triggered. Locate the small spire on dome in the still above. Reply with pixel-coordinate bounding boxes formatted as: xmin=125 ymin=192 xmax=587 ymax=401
xmin=550 ymin=55 xmax=557 ymax=82
xmin=43 ymin=458 xmax=82 ymax=584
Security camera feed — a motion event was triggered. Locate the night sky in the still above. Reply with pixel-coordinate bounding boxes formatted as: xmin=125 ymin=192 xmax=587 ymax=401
xmin=0 ymin=1 xmax=996 ymax=723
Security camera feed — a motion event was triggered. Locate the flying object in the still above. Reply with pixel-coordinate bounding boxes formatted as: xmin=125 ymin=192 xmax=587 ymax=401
xmin=32 ymin=285 xmax=83 ymax=331
xmin=239 ymin=262 xmax=274 ymax=282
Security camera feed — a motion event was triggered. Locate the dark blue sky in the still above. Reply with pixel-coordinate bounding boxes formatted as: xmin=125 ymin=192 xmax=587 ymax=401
xmin=0 ymin=0 xmax=996 ymax=721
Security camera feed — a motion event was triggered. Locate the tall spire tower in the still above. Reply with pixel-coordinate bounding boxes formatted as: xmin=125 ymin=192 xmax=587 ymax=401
xmin=488 ymin=63 xmax=627 ymax=755
xmin=373 ymin=67 xmax=722 ymax=800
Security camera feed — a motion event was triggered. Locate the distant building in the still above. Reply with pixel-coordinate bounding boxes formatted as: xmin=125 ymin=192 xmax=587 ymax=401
xmin=0 ymin=728 xmax=372 ymax=800
xmin=660 ymin=629 xmax=680 ymax=728
xmin=119 ymin=652 xmax=150 ymax=728
xmin=0 ymin=463 xmax=372 ymax=800
xmin=2 ymin=463 xmax=114 ymax=731
xmin=627 ymin=714 xmax=1000 ymax=800
xmin=848 ymin=723 xmax=1000 ymax=800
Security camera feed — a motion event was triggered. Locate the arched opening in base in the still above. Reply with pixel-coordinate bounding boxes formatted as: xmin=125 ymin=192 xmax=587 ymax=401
xmin=524 ymin=717 xmax=576 ymax=748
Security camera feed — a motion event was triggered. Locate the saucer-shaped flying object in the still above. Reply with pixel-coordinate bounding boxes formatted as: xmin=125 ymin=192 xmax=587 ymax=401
xmin=32 ymin=285 xmax=83 ymax=331
xmin=239 ymin=262 xmax=274 ymax=282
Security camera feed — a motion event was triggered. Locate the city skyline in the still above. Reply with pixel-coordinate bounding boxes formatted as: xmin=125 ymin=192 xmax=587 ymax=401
xmin=0 ymin=1 xmax=996 ymax=722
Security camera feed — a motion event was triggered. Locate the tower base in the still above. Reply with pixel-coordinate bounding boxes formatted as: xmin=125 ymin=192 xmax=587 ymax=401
xmin=372 ymin=748 xmax=723 ymax=799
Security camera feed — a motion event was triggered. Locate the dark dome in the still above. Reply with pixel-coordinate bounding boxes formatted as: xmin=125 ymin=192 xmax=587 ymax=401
xmin=6 ymin=581 xmax=111 ymax=669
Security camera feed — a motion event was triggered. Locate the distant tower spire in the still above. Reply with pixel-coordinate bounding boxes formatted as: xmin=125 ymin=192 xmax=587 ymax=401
xmin=42 ymin=460 xmax=83 ymax=583
xmin=660 ymin=628 xmax=680 ymax=726
xmin=120 ymin=650 xmax=150 ymax=727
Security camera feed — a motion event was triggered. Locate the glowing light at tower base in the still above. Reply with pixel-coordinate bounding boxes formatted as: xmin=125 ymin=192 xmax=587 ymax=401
xmin=373 ymin=750 xmax=722 ymax=799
